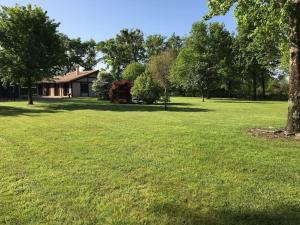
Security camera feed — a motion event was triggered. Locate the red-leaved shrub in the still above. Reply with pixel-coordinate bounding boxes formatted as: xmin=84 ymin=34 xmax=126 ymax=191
xmin=108 ymin=80 xmax=132 ymax=104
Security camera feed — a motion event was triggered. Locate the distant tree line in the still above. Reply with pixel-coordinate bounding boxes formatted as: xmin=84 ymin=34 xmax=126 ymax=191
xmin=0 ymin=4 xmax=289 ymax=106
xmin=94 ymin=23 xmax=288 ymax=105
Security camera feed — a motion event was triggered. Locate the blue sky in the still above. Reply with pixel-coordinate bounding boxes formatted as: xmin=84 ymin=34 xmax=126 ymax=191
xmin=1 ymin=0 xmax=236 ymax=41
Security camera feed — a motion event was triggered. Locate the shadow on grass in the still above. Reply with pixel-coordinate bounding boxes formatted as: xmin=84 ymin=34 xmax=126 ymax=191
xmin=211 ymin=98 xmax=279 ymax=104
xmin=0 ymin=106 xmax=55 ymax=117
xmin=0 ymin=99 xmax=212 ymax=116
xmin=152 ymin=202 xmax=300 ymax=225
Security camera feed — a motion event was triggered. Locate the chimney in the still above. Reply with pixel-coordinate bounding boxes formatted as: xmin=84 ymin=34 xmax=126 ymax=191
xmin=76 ymin=65 xmax=80 ymax=75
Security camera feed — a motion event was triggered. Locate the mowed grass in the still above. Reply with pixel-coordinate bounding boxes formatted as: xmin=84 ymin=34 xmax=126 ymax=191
xmin=0 ymin=97 xmax=299 ymax=225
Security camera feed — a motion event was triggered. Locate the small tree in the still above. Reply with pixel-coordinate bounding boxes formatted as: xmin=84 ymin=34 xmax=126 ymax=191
xmin=148 ymin=50 xmax=175 ymax=110
xmin=131 ymin=71 xmax=162 ymax=104
xmin=121 ymin=62 xmax=145 ymax=81
xmin=0 ymin=4 xmax=65 ymax=104
xmin=92 ymin=71 xmax=114 ymax=100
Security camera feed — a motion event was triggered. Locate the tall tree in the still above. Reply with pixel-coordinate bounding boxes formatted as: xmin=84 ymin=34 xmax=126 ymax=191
xmin=171 ymin=22 xmax=233 ymax=101
xmin=61 ymin=36 xmax=98 ymax=72
xmin=145 ymin=34 xmax=166 ymax=60
xmin=98 ymin=28 xmax=145 ymax=79
xmin=206 ymin=0 xmax=300 ymax=134
xmin=149 ymin=50 xmax=175 ymax=110
xmin=165 ymin=33 xmax=184 ymax=55
xmin=0 ymin=4 xmax=65 ymax=104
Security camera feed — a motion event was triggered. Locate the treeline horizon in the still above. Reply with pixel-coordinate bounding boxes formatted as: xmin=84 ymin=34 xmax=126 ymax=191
xmin=0 ymin=4 xmax=289 ymax=102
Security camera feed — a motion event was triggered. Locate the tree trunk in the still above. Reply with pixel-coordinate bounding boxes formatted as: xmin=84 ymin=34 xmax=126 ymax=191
xmin=27 ymin=77 xmax=33 ymax=105
xmin=201 ymin=87 xmax=205 ymax=102
xmin=227 ymin=81 xmax=232 ymax=98
xmin=261 ymin=74 xmax=266 ymax=99
xmin=164 ymin=87 xmax=168 ymax=111
xmin=13 ymin=86 xmax=16 ymax=101
xmin=252 ymin=70 xmax=257 ymax=101
xmin=287 ymin=0 xmax=300 ymax=134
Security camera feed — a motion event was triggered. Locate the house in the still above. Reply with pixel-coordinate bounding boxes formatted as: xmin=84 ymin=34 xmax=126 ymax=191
xmin=38 ymin=66 xmax=99 ymax=98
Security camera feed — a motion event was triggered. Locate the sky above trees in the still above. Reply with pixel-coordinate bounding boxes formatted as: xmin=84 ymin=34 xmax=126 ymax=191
xmin=1 ymin=0 xmax=236 ymax=41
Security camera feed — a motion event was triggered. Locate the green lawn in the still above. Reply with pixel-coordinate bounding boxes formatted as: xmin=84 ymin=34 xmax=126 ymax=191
xmin=0 ymin=97 xmax=299 ymax=225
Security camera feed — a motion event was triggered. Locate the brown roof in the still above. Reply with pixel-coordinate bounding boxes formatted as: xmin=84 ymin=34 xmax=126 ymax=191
xmin=40 ymin=70 xmax=99 ymax=84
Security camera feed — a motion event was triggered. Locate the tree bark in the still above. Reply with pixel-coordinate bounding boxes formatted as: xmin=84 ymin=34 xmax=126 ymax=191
xmin=164 ymin=87 xmax=168 ymax=111
xmin=261 ymin=74 xmax=266 ymax=99
xmin=202 ymin=87 xmax=205 ymax=102
xmin=227 ymin=81 xmax=232 ymax=98
xmin=287 ymin=0 xmax=300 ymax=134
xmin=252 ymin=70 xmax=257 ymax=101
xmin=27 ymin=76 xmax=33 ymax=105
xmin=13 ymin=86 xmax=16 ymax=101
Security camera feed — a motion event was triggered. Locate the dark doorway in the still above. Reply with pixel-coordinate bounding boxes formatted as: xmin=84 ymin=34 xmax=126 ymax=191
xmin=63 ymin=83 xmax=69 ymax=96
xmin=54 ymin=84 xmax=60 ymax=96
xmin=80 ymin=83 xmax=89 ymax=96
xmin=44 ymin=84 xmax=50 ymax=96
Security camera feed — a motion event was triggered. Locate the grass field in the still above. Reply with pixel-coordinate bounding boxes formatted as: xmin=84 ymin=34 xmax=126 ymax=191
xmin=0 ymin=97 xmax=299 ymax=225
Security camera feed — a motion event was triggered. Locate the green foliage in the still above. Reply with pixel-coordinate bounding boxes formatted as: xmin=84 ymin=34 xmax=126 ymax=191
xmin=62 ymin=37 xmax=99 ymax=72
xmin=165 ymin=33 xmax=184 ymax=55
xmin=267 ymin=76 xmax=289 ymax=98
xmin=279 ymin=41 xmax=290 ymax=76
xmin=0 ymin=4 xmax=65 ymax=104
xmin=171 ymin=22 xmax=234 ymax=100
xmin=98 ymin=29 xmax=145 ymax=79
xmin=92 ymin=71 xmax=114 ymax=100
xmin=145 ymin=33 xmax=183 ymax=61
xmin=121 ymin=62 xmax=146 ymax=81
xmin=131 ymin=71 xmax=162 ymax=104
xmin=145 ymin=34 xmax=166 ymax=59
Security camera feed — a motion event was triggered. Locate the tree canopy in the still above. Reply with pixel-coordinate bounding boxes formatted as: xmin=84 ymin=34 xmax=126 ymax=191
xmin=62 ymin=37 xmax=99 ymax=72
xmin=0 ymin=4 xmax=65 ymax=104
xmin=206 ymin=0 xmax=300 ymax=134
xmin=98 ymin=29 xmax=145 ymax=79
xmin=171 ymin=22 xmax=234 ymax=101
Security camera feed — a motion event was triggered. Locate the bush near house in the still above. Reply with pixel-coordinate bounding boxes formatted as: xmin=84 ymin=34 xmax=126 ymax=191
xmin=92 ymin=72 xmax=114 ymax=100
xmin=108 ymin=80 xmax=132 ymax=104
xmin=131 ymin=72 xmax=162 ymax=104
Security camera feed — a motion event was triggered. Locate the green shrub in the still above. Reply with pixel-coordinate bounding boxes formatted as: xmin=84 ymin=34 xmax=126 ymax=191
xmin=131 ymin=72 xmax=162 ymax=104
xmin=121 ymin=62 xmax=146 ymax=81
xmin=267 ymin=76 xmax=289 ymax=98
xmin=92 ymin=71 xmax=114 ymax=100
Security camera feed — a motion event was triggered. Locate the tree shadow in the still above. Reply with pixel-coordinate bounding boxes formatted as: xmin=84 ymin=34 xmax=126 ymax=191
xmin=0 ymin=100 xmax=212 ymax=116
xmin=151 ymin=202 xmax=300 ymax=225
xmin=0 ymin=106 xmax=58 ymax=117
xmin=45 ymin=102 xmax=211 ymax=113
xmin=212 ymin=99 xmax=278 ymax=104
